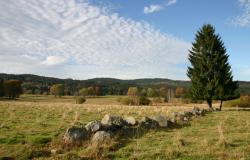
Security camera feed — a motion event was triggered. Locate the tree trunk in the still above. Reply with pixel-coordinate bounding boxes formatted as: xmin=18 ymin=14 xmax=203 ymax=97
xmin=207 ymin=99 xmax=213 ymax=109
xmin=219 ymin=100 xmax=223 ymax=111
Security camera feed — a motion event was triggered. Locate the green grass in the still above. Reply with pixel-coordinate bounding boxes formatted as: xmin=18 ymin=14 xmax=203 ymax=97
xmin=0 ymin=95 xmax=249 ymax=159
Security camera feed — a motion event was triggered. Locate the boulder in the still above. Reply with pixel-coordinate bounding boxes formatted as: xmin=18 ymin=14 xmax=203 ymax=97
xmin=85 ymin=120 xmax=102 ymax=133
xmin=139 ymin=116 xmax=159 ymax=129
xmin=91 ymin=131 xmax=112 ymax=146
xmin=124 ymin=116 xmax=137 ymax=126
xmin=101 ymin=115 xmax=127 ymax=128
xmin=151 ymin=115 xmax=169 ymax=128
xmin=63 ymin=127 xmax=89 ymax=144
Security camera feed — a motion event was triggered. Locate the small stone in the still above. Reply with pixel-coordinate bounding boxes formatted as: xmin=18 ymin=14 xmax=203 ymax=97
xmin=139 ymin=116 xmax=159 ymax=129
xmin=183 ymin=116 xmax=189 ymax=121
xmin=50 ymin=149 xmax=57 ymax=154
xmin=151 ymin=115 xmax=169 ymax=128
xmin=85 ymin=120 xmax=102 ymax=133
xmin=91 ymin=131 xmax=112 ymax=146
xmin=124 ymin=116 xmax=137 ymax=126
xmin=101 ymin=115 xmax=127 ymax=128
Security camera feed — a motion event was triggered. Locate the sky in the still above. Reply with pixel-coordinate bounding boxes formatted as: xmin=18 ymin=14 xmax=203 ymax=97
xmin=0 ymin=0 xmax=250 ymax=80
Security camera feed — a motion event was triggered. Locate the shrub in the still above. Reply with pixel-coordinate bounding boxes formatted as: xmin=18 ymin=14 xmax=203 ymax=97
xmin=75 ymin=96 xmax=86 ymax=104
xmin=120 ymin=96 xmax=151 ymax=105
xmin=139 ymin=96 xmax=151 ymax=105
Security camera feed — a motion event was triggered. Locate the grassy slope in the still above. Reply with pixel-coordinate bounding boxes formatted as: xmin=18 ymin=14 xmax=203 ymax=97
xmin=0 ymin=95 xmax=249 ymax=159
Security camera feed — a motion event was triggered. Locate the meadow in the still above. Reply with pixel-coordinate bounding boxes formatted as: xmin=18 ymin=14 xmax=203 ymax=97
xmin=0 ymin=95 xmax=249 ymax=159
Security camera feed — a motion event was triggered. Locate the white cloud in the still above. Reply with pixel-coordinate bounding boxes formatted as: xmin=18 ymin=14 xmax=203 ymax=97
xmin=144 ymin=5 xmax=164 ymax=14
xmin=233 ymin=0 xmax=250 ymax=27
xmin=0 ymin=0 xmax=190 ymax=80
xmin=144 ymin=0 xmax=178 ymax=14
xmin=166 ymin=0 xmax=177 ymax=6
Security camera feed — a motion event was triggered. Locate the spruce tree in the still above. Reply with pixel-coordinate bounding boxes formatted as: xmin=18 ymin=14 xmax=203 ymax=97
xmin=187 ymin=24 xmax=239 ymax=110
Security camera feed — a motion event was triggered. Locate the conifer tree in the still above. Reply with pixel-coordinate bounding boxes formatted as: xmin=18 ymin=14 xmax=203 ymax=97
xmin=187 ymin=24 xmax=239 ymax=110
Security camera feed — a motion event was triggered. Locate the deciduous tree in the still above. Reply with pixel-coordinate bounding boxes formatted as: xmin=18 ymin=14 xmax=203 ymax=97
xmin=50 ymin=84 xmax=64 ymax=97
xmin=4 ymin=80 xmax=22 ymax=99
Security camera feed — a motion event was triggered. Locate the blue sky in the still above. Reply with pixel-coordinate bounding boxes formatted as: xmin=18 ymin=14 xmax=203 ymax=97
xmin=0 ymin=0 xmax=250 ymax=80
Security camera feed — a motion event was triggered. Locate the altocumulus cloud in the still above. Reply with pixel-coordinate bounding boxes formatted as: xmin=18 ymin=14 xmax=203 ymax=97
xmin=233 ymin=0 xmax=250 ymax=27
xmin=0 ymin=0 xmax=190 ymax=79
xmin=144 ymin=0 xmax=177 ymax=14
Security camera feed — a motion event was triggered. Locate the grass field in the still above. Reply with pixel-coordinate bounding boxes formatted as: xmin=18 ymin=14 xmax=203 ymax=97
xmin=0 ymin=95 xmax=249 ymax=159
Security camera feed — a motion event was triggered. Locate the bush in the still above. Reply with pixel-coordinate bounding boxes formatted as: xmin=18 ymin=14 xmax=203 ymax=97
xmin=139 ymin=96 xmax=151 ymax=105
xmin=75 ymin=96 xmax=86 ymax=104
xmin=120 ymin=96 xmax=151 ymax=106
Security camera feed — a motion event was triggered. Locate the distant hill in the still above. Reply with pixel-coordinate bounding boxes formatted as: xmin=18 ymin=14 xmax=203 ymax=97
xmin=0 ymin=73 xmax=249 ymax=95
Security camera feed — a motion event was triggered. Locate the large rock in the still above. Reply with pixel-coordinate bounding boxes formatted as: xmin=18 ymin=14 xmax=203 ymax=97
xmin=151 ymin=115 xmax=169 ymax=128
xmin=124 ymin=117 xmax=137 ymax=126
xmin=85 ymin=120 xmax=102 ymax=133
xmin=101 ymin=115 xmax=127 ymax=129
xmin=63 ymin=127 xmax=89 ymax=144
xmin=139 ymin=116 xmax=159 ymax=129
xmin=91 ymin=131 xmax=112 ymax=146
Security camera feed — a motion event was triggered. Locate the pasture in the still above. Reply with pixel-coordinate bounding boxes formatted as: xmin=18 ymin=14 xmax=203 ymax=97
xmin=0 ymin=95 xmax=249 ymax=159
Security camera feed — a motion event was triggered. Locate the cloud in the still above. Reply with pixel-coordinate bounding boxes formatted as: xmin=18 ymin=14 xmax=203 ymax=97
xmin=0 ymin=0 xmax=189 ymax=80
xmin=42 ymin=56 xmax=68 ymax=66
xmin=233 ymin=0 xmax=250 ymax=27
xmin=144 ymin=0 xmax=178 ymax=14
xmin=166 ymin=0 xmax=178 ymax=6
xmin=144 ymin=5 xmax=164 ymax=14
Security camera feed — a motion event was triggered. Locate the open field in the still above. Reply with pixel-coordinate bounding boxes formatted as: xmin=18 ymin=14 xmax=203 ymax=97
xmin=0 ymin=95 xmax=250 ymax=159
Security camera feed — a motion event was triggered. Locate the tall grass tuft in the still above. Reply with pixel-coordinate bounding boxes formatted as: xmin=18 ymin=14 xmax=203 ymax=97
xmin=217 ymin=123 xmax=229 ymax=148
